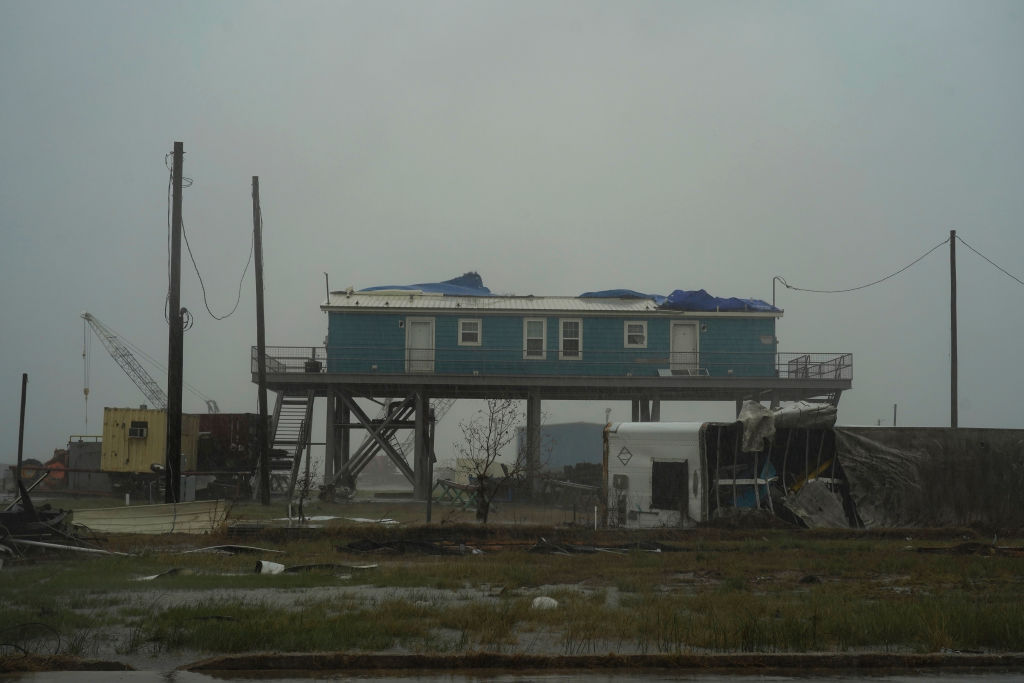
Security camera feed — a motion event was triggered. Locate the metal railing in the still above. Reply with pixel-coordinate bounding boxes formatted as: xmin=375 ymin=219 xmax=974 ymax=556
xmin=253 ymin=346 xmax=851 ymax=381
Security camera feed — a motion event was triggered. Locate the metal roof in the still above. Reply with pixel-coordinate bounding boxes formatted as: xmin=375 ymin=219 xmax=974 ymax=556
xmin=322 ymin=292 xmax=781 ymax=317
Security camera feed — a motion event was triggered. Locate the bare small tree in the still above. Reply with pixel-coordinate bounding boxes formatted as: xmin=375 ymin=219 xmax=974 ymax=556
xmin=293 ymin=461 xmax=320 ymax=525
xmin=454 ymin=398 xmax=526 ymax=523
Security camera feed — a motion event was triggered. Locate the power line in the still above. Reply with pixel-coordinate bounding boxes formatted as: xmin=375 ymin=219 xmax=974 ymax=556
xmin=164 ymin=152 xmax=255 ymax=322
xmin=181 ymin=215 xmax=254 ymax=320
xmin=956 ymin=235 xmax=1024 ymax=287
xmin=777 ymin=237 xmax=950 ymax=295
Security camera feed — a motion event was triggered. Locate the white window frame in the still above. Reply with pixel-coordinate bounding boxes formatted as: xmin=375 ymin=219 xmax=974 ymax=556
xmin=624 ymin=320 xmax=647 ymax=348
xmin=523 ymin=318 xmax=546 ymax=360
xmin=458 ymin=318 xmax=482 ymax=347
xmin=559 ymin=318 xmax=583 ymax=360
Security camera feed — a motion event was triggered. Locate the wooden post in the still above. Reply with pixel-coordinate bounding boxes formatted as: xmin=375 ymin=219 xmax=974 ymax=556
xmin=781 ymin=429 xmax=792 ymax=491
xmin=414 ymin=390 xmax=428 ymax=500
xmin=426 ymin=406 xmax=435 ymax=522
xmin=752 ymin=451 xmax=760 ymax=509
xmin=731 ymin=429 xmax=740 ymax=507
xmin=16 ymin=373 xmax=27 ymax=486
xmin=713 ymin=427 xmax=721 ymax=513
xmin=340 ymin=400 xmax=351 ymax=489
xmin=324 ymin=389 xmax=336 ymax=484
xmin=950 ymin=229 xmax=958 ymax=428
xmin=165 ymin=141 xmax=184 ymax=503
xmin=253 ymin=176 xmax=271 ymax=504
xmin=527 ymin=391 xmax=541 ymax=498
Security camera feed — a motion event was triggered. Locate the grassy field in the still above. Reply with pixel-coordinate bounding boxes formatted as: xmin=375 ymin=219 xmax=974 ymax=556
xmin=2 ymin=497 xmax=1023 ymax=670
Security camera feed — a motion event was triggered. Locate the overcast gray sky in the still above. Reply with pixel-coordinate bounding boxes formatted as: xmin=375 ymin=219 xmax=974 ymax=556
xmin=2 ymin=0 xmax=1023 ymax=466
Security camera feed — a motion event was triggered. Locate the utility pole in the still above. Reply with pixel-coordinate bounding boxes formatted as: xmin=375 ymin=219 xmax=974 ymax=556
xmin=16 ymin=373 xmax=27 ymax=488
xmin=253 ymin=176 xmax=271 ymax=505
xmin=950 ymin=229 xmax=958 ymax=429
xmin=14 ymin=372 xmax=37 ymax=517
xmin=165 ymin=142 xmax=184 ymax=503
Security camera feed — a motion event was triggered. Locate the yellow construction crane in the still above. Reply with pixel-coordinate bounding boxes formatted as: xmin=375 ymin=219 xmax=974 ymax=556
xmin=81 ymin=312 xmax=219 ymax=425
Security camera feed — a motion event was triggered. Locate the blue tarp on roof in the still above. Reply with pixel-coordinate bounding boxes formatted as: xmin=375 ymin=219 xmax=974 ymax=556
xmin=360 ymin=272 xmax=493 ymax=296
xmin=661 ymin=289 xmax=779 ymax=312
xmin=579 ymin=289 xmax=667 ymax=305
xmin=358 ymin=274 xmax=777 ymax=311
xmin=583 ymin=287 xmax=778 ymax=312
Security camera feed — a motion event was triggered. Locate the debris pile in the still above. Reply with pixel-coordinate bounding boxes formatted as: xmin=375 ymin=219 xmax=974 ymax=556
xmin=0 ymin=479 xmax=107 ymax=564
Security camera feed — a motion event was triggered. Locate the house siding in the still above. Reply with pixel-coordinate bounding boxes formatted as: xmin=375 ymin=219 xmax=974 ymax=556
xmin=327 ymin=311 xmax=777 ymax=377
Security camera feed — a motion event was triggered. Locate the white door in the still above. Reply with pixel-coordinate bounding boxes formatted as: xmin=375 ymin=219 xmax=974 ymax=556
xmin=670 ymin=322 xmax=698 ymax=374
xmin=406 ymin=318 xmax=435 ymax=373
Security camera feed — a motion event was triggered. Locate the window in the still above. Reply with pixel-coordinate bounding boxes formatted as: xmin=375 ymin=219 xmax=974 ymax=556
xmin=559 ymin=318 xmax=582 ymax=360
xmin=624 ymin=321 xmax=647 ymax=348
xmin=128 ymin=420 xmax=148 ymax=439
xmin=523 ymin=318 xmax=546 ymax=359
xmin=458 ymin=319 xmax=482 ymax=346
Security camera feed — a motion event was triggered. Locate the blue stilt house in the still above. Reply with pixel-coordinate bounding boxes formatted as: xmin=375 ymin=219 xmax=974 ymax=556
xmin=322 ymin=273 xmax=785 ymax=379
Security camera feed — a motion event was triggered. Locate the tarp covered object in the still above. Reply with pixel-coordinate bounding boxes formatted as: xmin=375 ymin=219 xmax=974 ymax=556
xmin=835 ymin=427 xmax=1024 ymax=529
xmin=737 ymin=401 xmax=838 ymax=453
xmin=662 ymin=289 xmax=779 ymax=313
xmin=737 ymin=401 xmax=775 ymax=452
xmin=579 ymin=289 xmax=666 ymax=305
xmin=361 ymin=272 xmax=492 ymax=296
xmin=774 ymin=402 xmax=838 ymax=430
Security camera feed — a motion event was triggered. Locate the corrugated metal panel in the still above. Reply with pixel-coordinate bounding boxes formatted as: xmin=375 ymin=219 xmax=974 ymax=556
xmin=101 ymin=408 xmax=199 ymax=473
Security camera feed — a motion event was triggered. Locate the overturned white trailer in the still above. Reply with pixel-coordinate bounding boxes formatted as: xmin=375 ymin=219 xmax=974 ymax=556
xmin=604 ymin=422 xmax=709 ymax=528
xmin=604 ymin=406 xmax=1024 ymax=530
xmin=603 ymin=403 xmax=850 ymax=529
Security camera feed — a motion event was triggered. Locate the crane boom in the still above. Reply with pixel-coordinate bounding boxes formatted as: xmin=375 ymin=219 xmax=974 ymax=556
xmin=82 ymin=312 xmax=168 ymax=410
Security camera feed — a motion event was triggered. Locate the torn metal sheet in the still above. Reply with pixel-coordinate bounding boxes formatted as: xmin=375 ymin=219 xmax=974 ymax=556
xmin=182 ymin=545 xmax=283 ymax=555
xmin=342 ymin=539 xmax=473 ymax=555
xmin=136 ymin=568 xmax=195 ymax=581
xmin=343 ymin=517 xmax=400 ymax=526
xmin=781 ymin=479 xmax=850 ymax=529
xmin=9 ymin=538 xmax=127 ymax=555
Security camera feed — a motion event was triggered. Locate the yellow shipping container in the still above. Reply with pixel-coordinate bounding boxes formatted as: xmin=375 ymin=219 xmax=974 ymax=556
xmin=101 ymin=408 xmax=199 ymax=473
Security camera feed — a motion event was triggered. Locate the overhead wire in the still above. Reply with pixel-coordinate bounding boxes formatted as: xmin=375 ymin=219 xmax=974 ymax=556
xmin=955 ymin=235 xmax=1024 ymax=287
xmin=181 ymin=214 xmax=254 ymax=320
xmin=776 ymin=237 xmax=950 ymax=295
xmin=165 ymin=149 xmax=251 ymax=323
